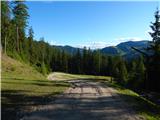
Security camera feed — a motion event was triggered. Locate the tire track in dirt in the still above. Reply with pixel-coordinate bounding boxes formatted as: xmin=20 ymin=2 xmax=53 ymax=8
xmin=21 ymin=80 xmax=144 ymax=120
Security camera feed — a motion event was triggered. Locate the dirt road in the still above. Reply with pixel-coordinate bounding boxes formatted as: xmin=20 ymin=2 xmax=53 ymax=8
xmin=21 ymin=80 xmax=143 ymax=120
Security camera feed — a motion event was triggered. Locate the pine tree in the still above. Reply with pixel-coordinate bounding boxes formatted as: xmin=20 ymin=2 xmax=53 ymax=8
xmin=128 ymin=60 xmax=137 ymax=88
xmin=39 ymin=37 xmax=45 ymax=62
xmin=86 ymin=48 xmax=94 ymax=74
xmin=62 ymin=50 xmax=68 ymax=73
xmin=147 ymin=8 xmax=160 ymax=91
xmin=12 ymin=1 xmax=29 ymax=53
xmin=1 ymin=1 xmax=11 ymax=54
xmin=28 ymin=27 xmax=34 ymax=64
xmin=107 ymin=56 xmax=114 ymax=79
xmin=136 ymin=57 xmax=145 ymax=88
xmin=76 ymin=48 xmax=82 ymax=74
xmin=100 ymin=55 xmax=108 ymax=75
xmin=118 ymin=60 xmax=128 ymax=84
xmin=128 ymin=57 xmax=145 ymax=89
xmin=82 ymin=47 xmax=89 ymax=74
xmin=93 ymin=50 xmax=101 ymax=75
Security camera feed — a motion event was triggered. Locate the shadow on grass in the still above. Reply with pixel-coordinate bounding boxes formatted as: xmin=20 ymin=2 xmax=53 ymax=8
xmin=2 ymin=90 xmax=138 ymax=120
xmin=119 ymin=93 xmax=160 ymax=117
xmin=1 ymin=78 xmax=71 ymax=120
xmin=3 ymin=79 xmax=159 ymax=120
xmin=106 ymin=81 xmax=160 ymax=119
xmin=2 ymin=77 xmax=109 ymax=89
xmin=2 ymin=81 xmax=70 ymax=87
xmin=2 ymin=77 xmax=70 ymax=87
xmin=2 ymin=89 xmax=61 ymax=120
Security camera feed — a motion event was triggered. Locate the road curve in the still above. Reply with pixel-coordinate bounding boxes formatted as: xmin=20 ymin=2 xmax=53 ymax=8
xmin=21 ymin=80 xmax=143 ymax=120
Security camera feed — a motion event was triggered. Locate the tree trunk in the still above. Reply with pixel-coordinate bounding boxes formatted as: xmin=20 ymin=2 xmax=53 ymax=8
xmin=4 ymin=36 xmax=7 ymax=54
xmin=16 ymin=26 xmax=19 ymax=52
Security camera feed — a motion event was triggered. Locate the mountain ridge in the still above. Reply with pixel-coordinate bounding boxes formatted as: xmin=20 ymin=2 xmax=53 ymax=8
xmin=54 ymin=40 xmax=149 ymax=58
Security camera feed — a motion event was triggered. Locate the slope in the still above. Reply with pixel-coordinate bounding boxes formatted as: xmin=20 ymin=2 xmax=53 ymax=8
xmin=1 ymin=54 xmax=70 ymax=120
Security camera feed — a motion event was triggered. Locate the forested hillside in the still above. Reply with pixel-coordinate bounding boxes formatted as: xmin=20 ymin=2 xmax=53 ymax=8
xmin=54 ymin=40 xmax=149 ymax=58
xmin=1 ymin=1 xmax=160 ymax=93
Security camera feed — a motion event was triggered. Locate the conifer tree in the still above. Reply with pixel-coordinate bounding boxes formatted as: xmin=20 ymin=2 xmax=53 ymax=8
xmin=75 ymin=48 xmax=82 ymax=74
xmin=28 ymin=27 xmax=34 ymax=63
xmin=1 ymin=1 xmax=11 ymax=54
xmin=62 ymin=50 xmax=68 ymax=73
xmin=147 ymin=8 xmax=160 ymax=91
xmin=136 ymin=57 xmax=145 ymax=88
xmin=82 ymin=47 xmax=88 ymax=74
xmin=93 ymin=50 xmax=101 ymax=75
xmin=12 ymin=1 xmax=29 ymax=53
xmin=118 ymin=60 xmax=128 ymax=84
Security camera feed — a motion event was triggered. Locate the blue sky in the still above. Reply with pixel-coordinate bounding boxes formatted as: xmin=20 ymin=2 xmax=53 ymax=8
xmin=26 ymin=1 xmax=158 ymax=48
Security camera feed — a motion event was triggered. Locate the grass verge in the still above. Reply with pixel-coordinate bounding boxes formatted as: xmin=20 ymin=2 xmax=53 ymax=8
xmin=1 ymin=55 xmax=70 ymax=120
xmin=48 ymin=72 xmax=111 ymax=81
xmin=106 ymin=81 xmax=160 ymax=120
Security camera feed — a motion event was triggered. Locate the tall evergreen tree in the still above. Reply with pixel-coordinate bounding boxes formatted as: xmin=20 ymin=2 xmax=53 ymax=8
xmin=39 ymin=37 xmax=45 ymax=62
xmin=12 ymin=1 xmax=29 ymax=53
xmin=1 ymin=1 xmax=11 ymax=54
xmin=75 ymin=48 xmax=82 ymax=74
xmin=127 ymin=60 xmax=137 ymax=88
xmin=100 ymin=55 xmax=108 ymax=75
xmin=93 ymin=50 xmax=101 ymax=75
xmin=107 ymin=56 xmax=114 ymax=79
xmin=147 ymin=8 xmax=160 ymax=91
xmin=82 ymin=47 xmax=88 ymax=74
xmin=28 ymin=27 xmax=34 ymax=64
xmin=117 ymin=60 xmax=128 ymax=84
xmin=136 ymin=57 xmax=145 ymax=88
xmin=128 ymin=57 xmax=145 ymax=89
xmin=62 ymin=50 xmax=68 ymax=73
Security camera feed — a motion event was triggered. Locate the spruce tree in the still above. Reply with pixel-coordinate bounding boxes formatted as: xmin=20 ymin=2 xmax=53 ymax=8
xmin=118 ymin=60 xmax=128 ymax=84
xmin=147 ymin=8 xmax=160 ymax=91
xmin=82 ymin=47 xmax=88 ymax=74
xmin=1 ymin=1 xmax=11 ymax=54
xmin=75 ymin=48 xmax=82 ymax=74
xmin=128 ymin=60 xmax=137 ymax=88
xmin=12 ymin=1 xmax=29 ymax=53
xmin=93 ymin=50 xmax=101 ymax=75
xmin=136 ymin=57 xmax=145 ymax=88
xmin=28 ymin=27 xmax=34 ymax=64
xmin=62 ymin=50 xmax=68 ymax=73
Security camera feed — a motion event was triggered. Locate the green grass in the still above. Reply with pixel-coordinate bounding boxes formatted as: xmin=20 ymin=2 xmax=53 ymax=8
xmin=1 ymin=55 xmax=70 ymax=97
xmin=48 ymin=72 xmax=111 ymax=81
xmin=1 ymin=55 xmax=111 ymax=120
xmin=106 ymin=81 xmax=160 ymax=120
xmin=1 ymin=55 xmax=70 ymax=120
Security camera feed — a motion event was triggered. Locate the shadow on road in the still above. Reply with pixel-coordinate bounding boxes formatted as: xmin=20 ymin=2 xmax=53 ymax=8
xmin=2 ymin=80 xmax=159 ymax=120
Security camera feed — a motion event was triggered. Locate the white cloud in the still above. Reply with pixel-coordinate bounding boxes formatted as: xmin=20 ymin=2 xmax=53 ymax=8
xmin=115 ymin=37 xmax=142 ymax=43
xmin=46 ymin=40 xmax=65 ymax=46
xmin=76 ymin=41 xmax=115 ymax=49
xmin=47 ymin=37 xmax=145 ymax=49
xmin=49 ymin=41 xmax=57 ymax=45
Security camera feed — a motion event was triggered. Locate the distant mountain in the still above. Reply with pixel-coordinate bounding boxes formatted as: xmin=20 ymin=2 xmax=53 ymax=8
xmin=117 ymin=40 xmax=149 ymax=59
xmin=100 ymin=40 xmax=149 ymax=57
xmin=101 ymin=46 xmax=122 ymax=55
xmin=117 ymin=40 xmax=148 ymax=53
xmin=54 ymin=45 xmax=83 ymax=54
xmin=54 ymin=40 xmax=150 ymax=59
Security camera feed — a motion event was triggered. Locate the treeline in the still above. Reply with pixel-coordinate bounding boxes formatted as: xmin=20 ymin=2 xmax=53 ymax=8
xmin=1 ymin=1 xmax=160 ymax=92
